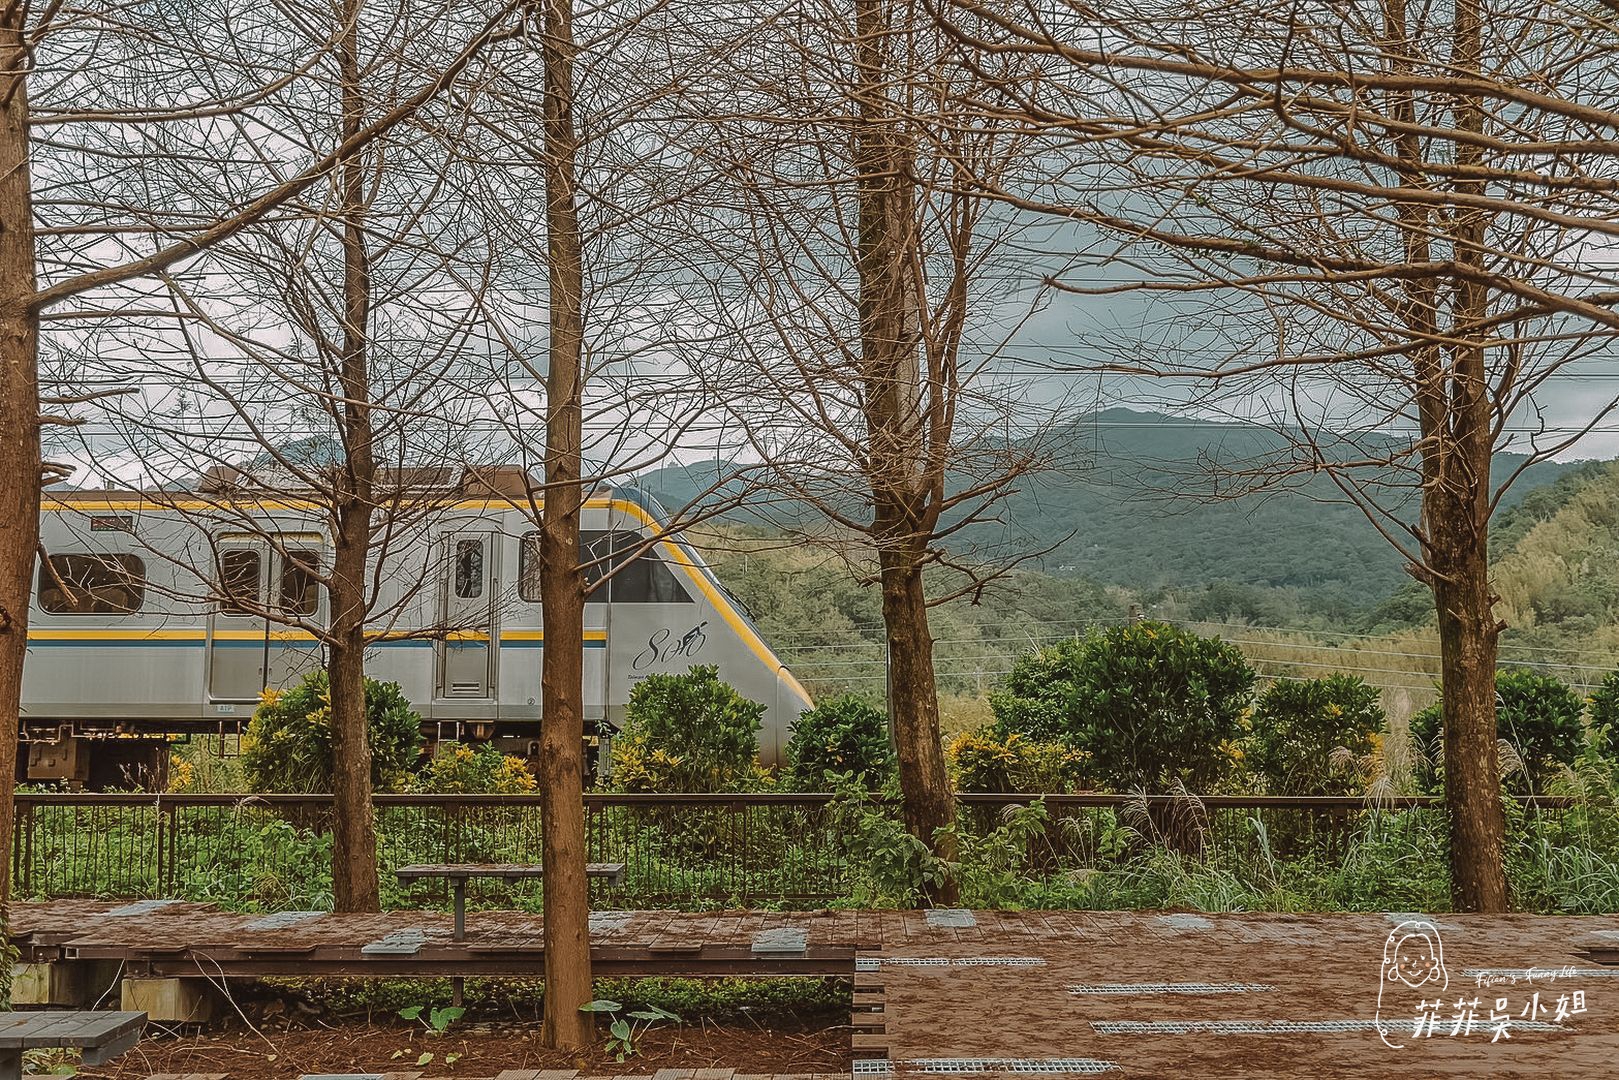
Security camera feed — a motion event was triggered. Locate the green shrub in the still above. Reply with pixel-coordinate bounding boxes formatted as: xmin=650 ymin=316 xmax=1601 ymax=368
xmin=987 ymin=635 xmax=1090 ymax=742
xmin=1411 ymin=669 xmax=1588 ymax=794
xmin=241 ymin=670 xmax=422 ymax=793
xmin=1585 ymin=670 xmax=1619 ymax=759
xmin=610 ymin=665 xmax=765 ymax=792
xmin=410 ymin=742 xmax=537 ymax=794
xmin=947 ymin=727 xmax=1087 ymax=793
xmin=783 ymin=696 xmax=895 ymax=791
xmin=1246 ymin=675 xmax=1385 ymax=795
xmin=991 ymin=621 xmax=1256 ymax=792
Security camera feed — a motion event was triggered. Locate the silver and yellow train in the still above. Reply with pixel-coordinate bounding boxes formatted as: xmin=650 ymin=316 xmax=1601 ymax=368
xmin=23 ymin=474 xmax=810 ymax=785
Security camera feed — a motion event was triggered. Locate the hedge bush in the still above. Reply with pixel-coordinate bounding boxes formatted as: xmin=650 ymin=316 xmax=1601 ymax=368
xmin=241 ymin=670 xmax=422 ymax=793
xmin=610 ymin=665 xmax=765 ymax=792
xmin=948 ymin=727 xmax=1087 ymax=793
xmin=1246 ymin=675 xmax=1385 ymax=795
xmin=410 ymin=742 xmax=537 ymax=794
xmin=991 ymin=621 xmax=1255 ymax=792
xmin=1411 ymin=669 xmax=1587 ymax=794
xmin=783 ymin=695 xmax=895 ymax=791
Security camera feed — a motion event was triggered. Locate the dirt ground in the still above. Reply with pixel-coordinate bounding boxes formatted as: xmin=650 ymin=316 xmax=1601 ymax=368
xmin=76 ymin=1020 xmax=851 ymax=1079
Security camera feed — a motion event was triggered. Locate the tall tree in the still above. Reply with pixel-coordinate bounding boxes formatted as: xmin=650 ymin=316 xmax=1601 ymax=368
xmin=0 ymin=0 xmax=524 ymax=900
xmin=667 ymin=0 xmax=1050 ymax=900
xmin=58 ymin=0 xmax=510 ymax=912
xmin=938 ymin=0 xmax=1619 ymax=908
xmin=532 ymin=0 xmax=594 ymax=1045
xmin=328 ymin=0 xmax=383 ymax=913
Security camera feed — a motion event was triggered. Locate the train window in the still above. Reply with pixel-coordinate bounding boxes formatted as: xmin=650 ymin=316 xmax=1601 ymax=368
xmin=581 ymin=530 xmax=612 ymax=599
xmin=601 ymin=531 xmax=692 ymax=604
xmin=454 ymin=539 xmax=484 ymax=599
xmin=279 ymin=550 xmax=321 ymax=616
xmin=218 ymin=548 xmax=261 ymax=615
xmin=521 ymin=532 xmax=612 ymax=601
xmin=514 ymin=531 xmax=689 ymax=603
xmin=37 ymin=553 xmax=146 ymax=615
xmin=518 ymin=534 xmax=543 ymax=602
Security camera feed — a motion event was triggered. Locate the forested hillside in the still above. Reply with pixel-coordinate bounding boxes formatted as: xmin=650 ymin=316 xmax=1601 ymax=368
xmin=684 ymin=455 xmax=1619 ymax=723
xmin=649 ymin=409 xmax=1589 ymax=624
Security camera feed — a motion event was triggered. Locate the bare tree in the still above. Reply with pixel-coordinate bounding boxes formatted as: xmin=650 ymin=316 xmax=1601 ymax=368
xmin=425 ymin=0 xmax=788 ymax=1037
xmin=936 ymin=0 xmax=1619 ymax=908
xmin=0 ymin=0 xmax=527 ymax=900
xmin=661 ymin=0 xmax=1052 ymax=900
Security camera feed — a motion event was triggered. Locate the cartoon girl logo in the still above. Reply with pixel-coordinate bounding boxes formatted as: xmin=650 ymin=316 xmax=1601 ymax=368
xmin=1377 ymin=919 xmax=1448 ymax=1049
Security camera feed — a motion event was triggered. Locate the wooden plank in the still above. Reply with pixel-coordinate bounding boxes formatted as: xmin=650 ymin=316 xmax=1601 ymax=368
xmin=79 ymin=1024 xmax=143 ymax=1067
xmin=12 ymin=1010 xmax=144 ymax=1049
xmin=850 ymin=1009 xmax=885 ymax=1031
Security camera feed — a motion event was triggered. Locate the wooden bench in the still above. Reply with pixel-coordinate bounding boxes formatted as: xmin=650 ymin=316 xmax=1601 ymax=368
xmin=395 ymin=863 xmax=626 ymax=1006
xmin=0 ymin=1010 xmax=145 ymax=1079
xmin=395 ymin=863 xmax=626 ymax=940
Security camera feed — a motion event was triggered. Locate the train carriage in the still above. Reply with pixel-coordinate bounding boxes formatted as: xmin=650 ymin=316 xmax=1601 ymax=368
xmin=23 ymin=475 xmax=811 ymax=785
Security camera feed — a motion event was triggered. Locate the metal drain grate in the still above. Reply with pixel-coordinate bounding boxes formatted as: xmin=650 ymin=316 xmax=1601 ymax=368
xmin=853 ymin=1060 xmax=894 ymax=1075
xmin=868 ymin=957 xmax=1048 ymax=968
xmin=1068 ymin=982 xmax=1275 ymax=995
xmin=925 ymin=909 xmax=978 ymax=929
xmin=856 ymin=957 xmax=881 ymax=972
xmin=245 ymin=911 xmax=323 ymax=931
xmin=906 ymin=1059 xmax=1121 ymax=1074
xmin=1093 ymin=1018 xmax=1567 ymax=1035
xmin=106 ymin=899 xmax=182 ymax=917
xmin=588 ymin=911 xmax=632 ymax=934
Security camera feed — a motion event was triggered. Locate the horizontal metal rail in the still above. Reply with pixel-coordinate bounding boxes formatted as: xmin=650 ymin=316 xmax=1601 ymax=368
xmin=8 ymin=790 xmax=1577 ymax=909
xmin=17 ymin=791 xmax=1580 ymax=808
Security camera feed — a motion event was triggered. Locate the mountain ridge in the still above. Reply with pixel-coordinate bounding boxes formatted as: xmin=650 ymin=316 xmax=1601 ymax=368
xmin=637 ymin=409 xmax=1595 ymax=618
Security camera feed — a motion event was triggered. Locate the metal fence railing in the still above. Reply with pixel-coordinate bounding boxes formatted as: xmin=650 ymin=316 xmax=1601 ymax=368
xmin=9 ymin=791 xmax=1581 ymax=911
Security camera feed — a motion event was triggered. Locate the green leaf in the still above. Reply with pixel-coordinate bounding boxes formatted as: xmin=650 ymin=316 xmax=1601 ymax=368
xmin=610 ymin=1017 xmax=632 ymax=1041
xmin=48 ymin=1067 xmax=77 ymax=1077
xmin=417 ymin=1052 xmax=435 ymax=1066
xmin=446 ymin=1052 xmax=462 ymax=1064
xmin=627 ymin=1005 xmax=679 ymax=1022
xmin=580 ymin=999 xmax=622 ymax=1013
xmin=398 ymin=1005 xmax=424 ymax=1020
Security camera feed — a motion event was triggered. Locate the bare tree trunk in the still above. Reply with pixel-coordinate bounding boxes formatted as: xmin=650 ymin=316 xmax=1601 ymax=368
xmin=0 ymin=18 xmax=38 ymax=904
xmin=1431 ymin=533 xmax=1507 ymax=911
xmin=852 ymin=0 xmax=957 ymax=904
xmin=1426 ymin=0 xmax=1507 ymax=914
xmin=327 ymin=614 xmax=378 ymax=911
xmin=536 ymin=0 xmax=593 ymax=1048
xmin=878 ymin=543 xmax=958 ymax=903
xmin=329 ymin=0 xmax=381 ymax=913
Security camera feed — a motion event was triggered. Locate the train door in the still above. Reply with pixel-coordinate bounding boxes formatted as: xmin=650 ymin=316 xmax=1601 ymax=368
xmin=436 ymin=531 xmax=498 ymax=699
xmin=207 ymin=537 xmax=325 ymax=702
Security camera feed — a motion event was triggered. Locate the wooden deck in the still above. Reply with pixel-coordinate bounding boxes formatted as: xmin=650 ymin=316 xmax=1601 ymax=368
xmin=854 ymin=909 xmax=1619 ymax=1077
xmin=8 ymin=900 xmax=875 ymax=978
xmin=14 ymin=903 xmax=1619 ymax=1076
